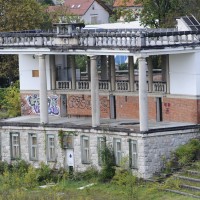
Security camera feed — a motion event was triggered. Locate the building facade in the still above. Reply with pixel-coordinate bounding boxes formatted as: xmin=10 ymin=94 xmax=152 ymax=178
xmin=0 ymin=16 xmax=200 ymax=178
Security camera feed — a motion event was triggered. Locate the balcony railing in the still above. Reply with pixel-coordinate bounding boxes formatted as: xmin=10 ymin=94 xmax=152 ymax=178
xmin=116 ymin=81 xmax=129 ymax=91
xmin=56 ymin=81 xmax=71 ymax=90
xmin=76 ymin=81 xmax=90 ymax=90
xmin=99 ymin=81 xmax=110 ymax=91
xmin=56 ymin=80 xmax=167 ymax=93
xmin=153 ymin=82 xmax=167 ymax=93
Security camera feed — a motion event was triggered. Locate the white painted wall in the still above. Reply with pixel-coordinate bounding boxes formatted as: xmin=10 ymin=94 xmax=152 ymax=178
xmin=82 ymin=1 xmax=109 ymax=24
xmin=176 ymin=18 xmax=190 ymax=31
xmin=19 ymin=55 xmax=51 ymax=91
xmin=169 ymin=52 xmax=200 ymax=95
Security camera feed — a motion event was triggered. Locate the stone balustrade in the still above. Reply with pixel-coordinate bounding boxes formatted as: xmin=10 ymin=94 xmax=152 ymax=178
xmin=99 ymin=81 xmax=110 ymax=91
xmin=0 ymin=28 xmax=200 ymax=50
xmin=153 ymin=82 xmax=167 ymax=93
xmin=76 ymin=81 xmax=90 ymax=90
xmin=56 ymin=80 xmax=167 ymax=93
xmin=116 ymin=81 xmax=130 ymax=91
xmin=56 ymin=81 xmax=71 ymax=90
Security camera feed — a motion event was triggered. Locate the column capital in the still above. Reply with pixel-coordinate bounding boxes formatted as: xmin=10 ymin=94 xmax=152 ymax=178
xmin=87 ymin=55 xmax=97 ymax=60
xmin=135 ymin=54 xmax=149 ymax=60
xmin=37 ymin=54 xmax=46 ymax=59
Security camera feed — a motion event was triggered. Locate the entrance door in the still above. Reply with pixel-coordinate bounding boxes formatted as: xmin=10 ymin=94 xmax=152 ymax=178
xmin=110 ymin=94 xmax=116 ymax=119
xmin=66 ymin=149 xmax=74 ymax=168
xmin=156 ymin=97 xmax=163 ymax=122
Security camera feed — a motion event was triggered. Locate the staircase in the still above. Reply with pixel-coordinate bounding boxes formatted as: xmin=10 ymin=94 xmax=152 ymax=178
xmin=164 ymin=164 xmax=200 ymax=199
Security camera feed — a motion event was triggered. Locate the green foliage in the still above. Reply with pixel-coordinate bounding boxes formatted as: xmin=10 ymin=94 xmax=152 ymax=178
xmin=72 ymin=166 xmax=98 ymax=181
xmin=76 ymin=55 xmax=88 ymax=72
xmin=2 ymin=81 xmax=21 ymax=118
xmin=136 ymin=0 xmax=200 ymax=28
xmin=175 ymin=139 xmax=200 ymax=166
xmin=37 ymin=162 xmax=52 ymax=183
xmin=0 ymin=0 xmax=49 ymax=31
xmin=23 ymin=166 xmax=39 ymax=188
xmin=98 ymin=144 xmax=116 ymax=183
xmin=163 ymin=138 xmax=200 ymax=173
xmin=58 ymin=130 xmax=65 ymax=149
xmin=118 ymin=63 xmax=128 ymax=70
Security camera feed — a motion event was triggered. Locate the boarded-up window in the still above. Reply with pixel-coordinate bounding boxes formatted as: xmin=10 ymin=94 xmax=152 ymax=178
xmin=32 ymin=70 xmax=39 ymax=77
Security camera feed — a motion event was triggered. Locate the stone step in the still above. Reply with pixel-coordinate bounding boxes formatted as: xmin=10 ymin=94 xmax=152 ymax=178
xmin=186 ymin=170 xmax=200 ymax=176
xmin=165 ymin=189 xmax=200 ymax=199
xmin=181 ymin=184 xmax=200 ymax=192
xmin=174 ymin=175 xmax=200 ymax=183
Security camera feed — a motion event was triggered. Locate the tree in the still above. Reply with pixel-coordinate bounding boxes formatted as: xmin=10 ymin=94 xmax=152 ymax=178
xmin=136 ymin=0 xmax=200 ymax=28
xmin=0 ymin=0 xmax=51 ymax=83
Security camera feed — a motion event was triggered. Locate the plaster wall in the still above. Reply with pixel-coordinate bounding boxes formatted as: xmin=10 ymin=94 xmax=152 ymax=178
xmin=169 ymin=53 xmax=200 ymax=95
xmin=83 ymin=1 xmax=109 ymax=24
xmin=19 ymin=55 xmax=51 ymax=91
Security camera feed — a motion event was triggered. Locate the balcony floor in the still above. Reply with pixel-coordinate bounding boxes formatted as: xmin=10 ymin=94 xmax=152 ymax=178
xmin=0 ymin=115 xmax=196 ymax=134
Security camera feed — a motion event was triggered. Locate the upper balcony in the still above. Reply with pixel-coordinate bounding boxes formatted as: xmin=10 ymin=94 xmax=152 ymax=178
xmin=0 ymin=20 xmax=200 ymax=55
xmin=56 ymin=80 xmax=167 ymax=94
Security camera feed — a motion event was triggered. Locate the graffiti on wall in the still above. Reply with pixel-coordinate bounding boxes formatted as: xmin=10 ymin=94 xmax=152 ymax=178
xmin=68 ymin=95 xmax=109 ymax=113
xmin=21 ymin=94 xmax=60 ymax=115
xmin=68 ymin=96 xmax=91 ymax=109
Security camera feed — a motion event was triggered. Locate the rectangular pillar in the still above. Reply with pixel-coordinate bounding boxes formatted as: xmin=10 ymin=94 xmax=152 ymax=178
xmin=138 ymin=57 xmax=148 ymax=131
xmin=39 ymin=54 xmax=48 ymax=124
xmin=147 ymin=57 xmax=153 ymax=93
xmin=90 ymin=56 xmax=100 ymax=127
xmin=50 ymin=55 xmax=56 ymax=90
xmin=128 ymin=56 xmax=135 ymax=92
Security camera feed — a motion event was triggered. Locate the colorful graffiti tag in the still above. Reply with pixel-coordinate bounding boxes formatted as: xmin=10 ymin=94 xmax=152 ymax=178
xmin=21 ymin=94 xmax=60 ymax=115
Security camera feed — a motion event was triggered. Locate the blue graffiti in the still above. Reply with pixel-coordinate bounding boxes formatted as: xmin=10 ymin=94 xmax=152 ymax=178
xmin=26 ymin=94 xmax=60 ymax=115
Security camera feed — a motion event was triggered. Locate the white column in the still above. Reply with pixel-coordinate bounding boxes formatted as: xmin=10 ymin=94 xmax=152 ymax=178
xmin=138 ymin=57 xmax=148 ymax=132
xmin=128 ymin=56 xmax=135 ymax=92
xmin=147 ymin=57 xmax=153 ymax=92
xmin=39 ymin=54 xmax=48 ymax=124
xmin=90 ymin=55 xmax=100 ymax=127
xmin=50 ymin=55 xmax=56 ymax=90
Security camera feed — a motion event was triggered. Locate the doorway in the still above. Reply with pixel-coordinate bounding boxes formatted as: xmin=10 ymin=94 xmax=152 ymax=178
xmin=156 ymin=97 xmax=163 ymax=122
xmin=110 ymin=94 xmax=116 ymax=119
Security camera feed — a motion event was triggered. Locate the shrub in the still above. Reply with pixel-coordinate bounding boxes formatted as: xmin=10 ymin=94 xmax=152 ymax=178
xmin=37 ymin=162 xmax=52 ymax=183
xmin=24 ymin=166 xmax=39 ymax=188
xmin=163 ymin=138 xmax=200 ymax=172
xmin=2 ymin=81 xmax=20 ymax=117
xmin=175 ymin=138 xmax=200 ymax=167
xmin=98 ymin=144 xmax=116 ymax=183
xmin=72 ymin=166 xmax=98 ymax=181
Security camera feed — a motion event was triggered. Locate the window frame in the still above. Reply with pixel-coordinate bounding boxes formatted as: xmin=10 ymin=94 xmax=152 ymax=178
xmin=10 ymin=132 xmax=20 ymax=160
xmin=129 ymin=140 xmax=138 ymax=169
xmin=46 ymin=134 xmax=56 ymax=162
xmin=81 ymin=136 xmax=90 ymax=164
xmin=28 ymin=133 xmax=38 ymax=161
xmin=113 ymin=138 xmax=122 ymax=166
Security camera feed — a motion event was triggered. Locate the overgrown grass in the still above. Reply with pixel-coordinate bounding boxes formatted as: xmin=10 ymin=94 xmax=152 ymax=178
xmin=0 ymin=160 xmax=195 ymax=200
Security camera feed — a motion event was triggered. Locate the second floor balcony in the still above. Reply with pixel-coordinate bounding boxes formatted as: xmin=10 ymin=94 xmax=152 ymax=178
xmin=55 ymin=80 xmax=167 ymax=93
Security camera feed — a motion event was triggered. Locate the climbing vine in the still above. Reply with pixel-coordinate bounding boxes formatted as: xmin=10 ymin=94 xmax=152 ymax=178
xmin=58 ymin=130 xmax=77 ymax=149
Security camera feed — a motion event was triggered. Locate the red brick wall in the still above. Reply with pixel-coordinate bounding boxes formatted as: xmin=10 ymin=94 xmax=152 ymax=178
xmin=115 ymin=96 xmax=157 ymax=121
xmin=163 ymin=97 xmax=198 ymax=123
xmin=67 ymin=94 xmax=110 ymax=118
xmin=116 ymin=96 xmax=139 ymax=119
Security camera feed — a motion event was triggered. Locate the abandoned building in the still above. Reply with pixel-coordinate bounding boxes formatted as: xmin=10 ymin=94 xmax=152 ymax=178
xmin=0 ymin=16 xmax=200 ymax=178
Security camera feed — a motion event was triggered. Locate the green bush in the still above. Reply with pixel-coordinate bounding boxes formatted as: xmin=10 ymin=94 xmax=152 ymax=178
xmin=175 ymin=138 xmax=200 ymax=166
xmin=72 ymin=166 xmax=98 ymax=181
xmin=98 ymin=144 xmax=116 ymax=183
xmin=164 ymin=138 xmax=200 ymax=172
xmin=2 ymin=81 xmax=21 ymax=117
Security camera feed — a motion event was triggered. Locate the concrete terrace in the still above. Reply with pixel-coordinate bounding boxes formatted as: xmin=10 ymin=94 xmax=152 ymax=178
xmin=0 ymin=115 xmax=196 ymax=134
